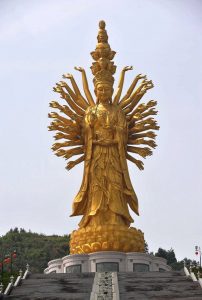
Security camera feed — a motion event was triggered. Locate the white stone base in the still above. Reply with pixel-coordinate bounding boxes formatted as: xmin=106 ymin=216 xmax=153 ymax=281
xmin=44 ymin=251 xmax=171 ymax=274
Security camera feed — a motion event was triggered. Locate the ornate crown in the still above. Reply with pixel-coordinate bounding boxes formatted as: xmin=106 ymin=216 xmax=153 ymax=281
xmin=90 ymin=20 xmax=116 ymax=87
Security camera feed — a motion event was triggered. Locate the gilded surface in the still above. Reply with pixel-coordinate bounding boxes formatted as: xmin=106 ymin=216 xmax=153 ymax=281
xmin=48 ymin=21 xmax=159 ymax=254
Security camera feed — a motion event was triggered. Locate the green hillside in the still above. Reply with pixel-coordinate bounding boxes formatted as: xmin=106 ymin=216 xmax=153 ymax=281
xmin=0 ymin=228 xmax=70 ymax=274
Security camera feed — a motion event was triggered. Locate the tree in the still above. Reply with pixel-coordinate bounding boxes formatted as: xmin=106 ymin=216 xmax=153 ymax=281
xmin=144 ymin=242 xmax=149 ymax=254
xmin=155 ymin=248 xmax=177 ymax=265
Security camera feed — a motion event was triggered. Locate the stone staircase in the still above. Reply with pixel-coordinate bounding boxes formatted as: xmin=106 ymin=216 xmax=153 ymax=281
xmin=4 ymin=271 xmax=202 ymax=299
xmin=118 ymin=271 xmax=202 ymax=300
xmin=5 ymin=273 xmax=94 ymax=300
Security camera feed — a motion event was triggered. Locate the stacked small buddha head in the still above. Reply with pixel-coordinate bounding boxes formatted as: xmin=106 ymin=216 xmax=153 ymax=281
xmin=91 ymin=20 xmax=117 ymax=103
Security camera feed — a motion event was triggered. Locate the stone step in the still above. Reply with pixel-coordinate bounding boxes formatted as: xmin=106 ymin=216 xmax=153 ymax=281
xmin=119 ymin=281 xmax=196 ymax=288
xmin=6 ymin=271 xmax=202 ymax=300
xmin=119 ymin=276 xmax=190 ymax=283
xmin=118 ymin=272 xmax=202 ymax=300
xmin=31 ymin=273 xmax=94 ymax=279
xmin=119 ymin=271 xmax=184 ymax=278
xmin=119 ymin=281 xmax=201 ymax=292
xmin=7 ymin=292 xmax=91 ymax=300
xmin=120 ymin=293 xmax=202 ymax=300
xmin=13 ymin=278 xmax=93 ymax=289
xmin=6 ymin=273 xmax=94 ymax=299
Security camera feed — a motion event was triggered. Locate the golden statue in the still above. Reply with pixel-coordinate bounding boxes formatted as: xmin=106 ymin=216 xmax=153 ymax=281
xmin=48 ymin=21 xmax=159 ymax=254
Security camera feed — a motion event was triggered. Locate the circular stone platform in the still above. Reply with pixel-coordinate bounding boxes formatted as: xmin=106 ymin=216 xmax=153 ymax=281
xmin=44 ymin=251 xmax=171 ymax=274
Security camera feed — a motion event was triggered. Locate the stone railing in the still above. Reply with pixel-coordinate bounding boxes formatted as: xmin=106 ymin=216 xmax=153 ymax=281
xmin=184 ymin=262 xmax=202 ymax=288
xmin=0 ymin=263 xmax=30 ymax=296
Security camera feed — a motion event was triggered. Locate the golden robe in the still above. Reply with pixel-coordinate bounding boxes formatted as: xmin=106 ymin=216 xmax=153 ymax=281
xmin=71 ymin=104 xmax=139 ymax=227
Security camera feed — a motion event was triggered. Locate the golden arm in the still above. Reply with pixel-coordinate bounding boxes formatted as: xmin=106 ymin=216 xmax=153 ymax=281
xmin=66 ymin=155 xmax=85 ymax=171
xmin=62 ymin=74 xmax=89 ymax=109
xmin=123 ymin=81 xmax=154 ymax=114
xmin=119 ymin=74 xmax=147 ymax=105
xmin=74 ymin=67 xmax=95 ymax=106
xmin=53 ymin=86 xmax=85 ymax=116
xmin=113 ymin=66 xmax=133 ymax=104
xmin=126 ymin=153 xmax=144 ymax=170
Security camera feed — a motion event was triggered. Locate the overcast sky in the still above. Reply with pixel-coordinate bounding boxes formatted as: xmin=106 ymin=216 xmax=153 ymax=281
xmin=0 ymin=0 xmax=201 ymax=262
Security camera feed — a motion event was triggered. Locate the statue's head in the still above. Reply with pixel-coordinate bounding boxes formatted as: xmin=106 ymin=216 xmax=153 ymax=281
xmin=95 ymin=83 xmax=113 ymax=104
xmin=98 ymin=58 xmax=108 ymax=70
xmin=97 ymin=20 xmax=108 ymax=43
xmin=97 ymin=31 xmax=108 ymax=43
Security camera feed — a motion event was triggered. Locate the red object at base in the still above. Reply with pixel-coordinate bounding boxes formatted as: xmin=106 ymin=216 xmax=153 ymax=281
xmin=4 ymin=258 xmax=11 ymax=264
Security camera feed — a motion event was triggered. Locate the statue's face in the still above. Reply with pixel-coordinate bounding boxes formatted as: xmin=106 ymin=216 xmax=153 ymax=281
xmin=98 ymin=33 xmax=107 ymax=43
xmin=99 ymin=58 xmax=108 ymax=69
xmin=96 ymin=83 xmax=113 ymax=103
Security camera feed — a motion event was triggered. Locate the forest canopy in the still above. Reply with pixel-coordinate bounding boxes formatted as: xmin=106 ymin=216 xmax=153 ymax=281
xmin=0 ymin=228 xmax=70 ymax=273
